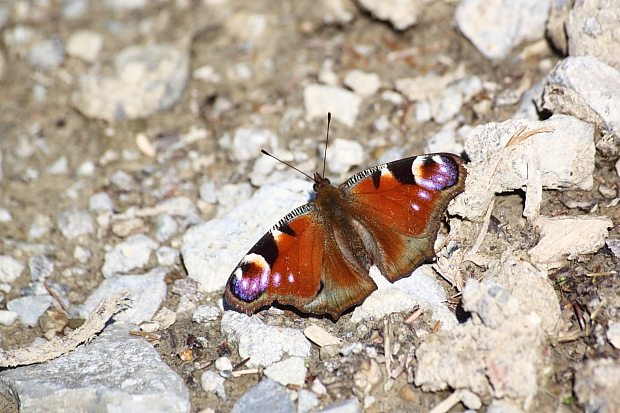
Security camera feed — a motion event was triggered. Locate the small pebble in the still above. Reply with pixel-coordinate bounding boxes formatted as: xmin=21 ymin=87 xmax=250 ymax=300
xmin=215 ymin=356 xmax=233 ymax=372
xmin=344 ymin=70 xmax=381 ymax=97
xmin=298 ymin=389 xmax=320 ymax=413
xmin=0 ymin=310 xmax=18 ymax=326
xmin=73 ymin=246 xmax=92 ymax=264
xmin=56 ymin=208 xmax=95 ymax=239
xmin=45 ymin=156 xmax=69 ymax=175
xmin=7 ymin=295 xmax=54 ymax=327
xmin=192 ymin=305 xmax=221 ymax=323
xmin=0 ymin=255 xmax=25 ymax=283
xmin=66 ymin=30 xmax=103 ymax=62
xmin=89 ymin=192 xmax=114 ymax=213
xmin=76 ymin=160 xmax=95 ymax=177
xmin=110 ymin=170 xmax=137 ymax=191
xmin=155 ymin=214 xmax=178 ymax=242
xmin=0 ymin=207 xmax=12 ymax=222
xmin=156 ymin=246 xmax=179 ymax=266
xmin=264 ymin=357 xmax=307 ymax=386
xmin=111 ymin=217 xmax=146 ymax=237
xmin=101 ymin=234 xmax=158 ymax=278
xmin=28 ymin=38 xmax=65 ymax=70
xmin=200 ymin=370 xmax=227 ymax=400
xmin=28 ymin=255 xmax=54 ymax=281
xmin=326 ymin=139 xmax=363 ymax=174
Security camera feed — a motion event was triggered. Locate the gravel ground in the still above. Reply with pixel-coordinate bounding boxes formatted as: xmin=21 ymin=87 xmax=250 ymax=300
xmin=1 ymin=1 xmax=620 ymax=412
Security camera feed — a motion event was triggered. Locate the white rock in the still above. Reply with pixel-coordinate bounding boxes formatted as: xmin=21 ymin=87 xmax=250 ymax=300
xmin=607 ymin=322 xmax=620 ymax=349
xmin=28 ymin=255 xmax=54 ymax=281
xmin=431 ymin=83 xmax=464 ymax=123
xmin=574 ymin=358 xmax=620 ymax=413
xmin=0 ymin=207 xmax=12 ymax=222
xmin=321 ymin=0 xmax=354 ymax=25
xmin=220 ymin=311 xmax=311 ymax=368
xmin=304 ymin=84 xmax=362 ymax=127
xmin=326 ymin=138 xmax=364 ymax=174
xmin=153 ymin=307 xmax=176 ymax=329
xmin=71 ymin=43 xmax=189 ymax=121
xmin=199 ymin=182 xmax=217 ymax=204
xmin=529 ymin=216 xmax=612 ymax=269
xmin=425 ymin=129 xmax=463 ymax=154
xmin=415 ymin=100 xmax=432 ymax=123
xmin=75 ymin=267 xmax=168 ymax=324
xmin=351 ymin=266 xmax=457 ymax=330
xmin=110 ymin=170 xmax=136 ymax=191
xmin=57 ymin=208 xmax=95 ymax=239
xmin=298 ymin=389 xmax=320 ymax=413
xmin=396 ymin=64 xmax=467 ymax=102
xmin=193 ymin=65 xmax=220 ymax=83
xmin=455 ymin=0 xmax=551 ymax=60
xmin=156 ymin=246 xmax=179 ymax=267
xmin=76 ymin=160 xmax=95 ymax=177
xmin=542 ymin=56 xmax=620 ymax=142
xmin=155 ymin=214 xmax=178 ymax=242
xmin=192 ymin=305 xmax=221 ymax=323
xmin=66 ymin=30 xmax=103 ymax=62
xmin=231 ymin=127 xmax=278 ymax=162
xmin=450 ymin=115 xmax=595 ymax=220
xmin=357 ymin=0 xmax=420 ymax=30
xmin=28 ymin=38 xmax=65 ymax=70
xmin=200 ymin=370 xmax=227 ymax=400
xmin=28 ymin=213 xmax=52 ymax=239
xmin=0 ymin=310 xmax=18 ymax=326
xmin=74 ymin=246 xmax=92 ymax=264
xmin=566 ymin=1 xmax=620 ymax=70
xmin=101 ymin=234 xmax=159 ymax=278
xmin=415 ymin=279 xmax=548 ymax=404
xmin=317 ymin=398 xmax=361 ymax=413
xmin=181 ymin=180 xmax=311 ymax=293
xmin=381 ymin=90 xmax=403 ymax=105
xmin=215 ymin=182 xmax=253 ymax=218
xmin=45 ymin=156 xmax=68 ymax=174
xmin=215 ymin=356 xmax=233 ymax=372
xmin=7 ymin=295 xmax=54 ymax=327
xmin=311 ymin=378 xmax=327 ymax=395
xmin=264 ymin=357 xmax=307 ymax=387
xmin=344 ymin=70 xmax=381 ymax=97
xmin=89 ymin=192 xmax=114 ymax=213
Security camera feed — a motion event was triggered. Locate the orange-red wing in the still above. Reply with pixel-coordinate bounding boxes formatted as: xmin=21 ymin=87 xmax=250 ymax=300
xmin=224 ymin=203 xmax=377 ymax=319
xmin=341 ymin=153 xmax=466 ymax=282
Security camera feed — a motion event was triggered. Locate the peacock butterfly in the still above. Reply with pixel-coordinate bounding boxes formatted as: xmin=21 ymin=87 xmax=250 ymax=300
xmin=224 ymin=120 xmax=466 ymax=319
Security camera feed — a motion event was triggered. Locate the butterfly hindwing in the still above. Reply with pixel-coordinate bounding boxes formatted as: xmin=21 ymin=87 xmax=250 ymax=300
xmin=340 ymin=153 xmax=466 ymax=282
xmin=224 ymin=202 xmax=378 ymax=318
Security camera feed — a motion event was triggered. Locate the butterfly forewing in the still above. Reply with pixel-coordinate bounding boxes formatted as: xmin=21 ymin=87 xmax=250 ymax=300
xmin=341 ymin=153 xmax=466 ymax=282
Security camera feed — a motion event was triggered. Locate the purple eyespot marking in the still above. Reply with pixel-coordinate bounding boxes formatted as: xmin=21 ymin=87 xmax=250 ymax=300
xmin=230 ymin=254 xmax=270 ymax=302
xmin=412 ymin=155 xmax=459 ymax=191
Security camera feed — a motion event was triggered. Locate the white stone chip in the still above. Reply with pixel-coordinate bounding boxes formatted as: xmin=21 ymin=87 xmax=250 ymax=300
xmin=304 ymin=84 xmax=362 ymax=127
xmin=264 ymin=357 xmax=307 ymax=387
xmin=326 ymin=138 xmax=364 ymax=174
xmin=343 ymin=70 xmax=381 ymax=97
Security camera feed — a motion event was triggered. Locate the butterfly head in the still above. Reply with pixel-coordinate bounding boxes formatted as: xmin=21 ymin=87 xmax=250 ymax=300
xmin=312 ymin=172 xmax=331 ymax=193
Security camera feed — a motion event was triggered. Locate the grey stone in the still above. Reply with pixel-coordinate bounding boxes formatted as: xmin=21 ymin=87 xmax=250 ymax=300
xmin=566 ymin=0 xmax=620 ymax=70
xmin=357 ymin=0 xmax=420 ymax=30
xmin=0 ymin=255 xmax=25 ymax=283
xmin=264 ymin=357 xmax=307 ymax=386
xmin=192 ymin=305 xmax=221 ymax=323
xmin=110 ymin=170 xmax=137 ymax=191
xmin=304 ymin=84 xmax=361 ymax=127
xmin=6 ymin=295 xmax=54 ymax=327
xmin=156 ymin=214 xmax=178 ymax=242
xmin=231 ymin=128 xmax=278 ymax=162
xmin=415 ymin=279 xmax=549 ymax=405
xmin=230 ymin=379 xmax=294 ymax=413
xmin=542 ymin=56 xmax=620 ymax=142
xmin=28 ymin=255 xmax=54 ymax=281
xmin=45 ymin=156 xmax=68 ymax=175
xmin=199 ymin=181 xmax=217 ymax=204
xmin=607 ymin=322 xmax=620 ymax=349
xmin=574 ymin=358 xmax=620 ymax=413
xmin=62 ymin=0 xmax=89 ymax=19
xmin=200 ymin=370 xmax=226 ymax=400
xmin=220 ymin=311 xmax=311 ymax=368
xmin=56 ymin=208 xmax=95 ymax=239
xmin=315 ymin=398 xmax=361 ymax=413
xmin=351 ymin=266 xmax=457 ymax=330
xmin=0 ymin=323 xmax=190 ymax=413
xmin=27 ymin=38 xmax=65 ymax=70
xmin=156 ymin=246 xmax=178 ymax=267
xmin=101 ymin=234 xmax=159 ymax=278
xmin=298 ymin=389 xmax=320 ymax=413
xmin=325 ymin=138 xmax=363 ymax=174
xmin=75 ymin=267 xmax=168 ymax=324
xmin=455 ymin=0 xmax=551 ymax=60
xmin=71 ymin=43 xmax=189 ymax=121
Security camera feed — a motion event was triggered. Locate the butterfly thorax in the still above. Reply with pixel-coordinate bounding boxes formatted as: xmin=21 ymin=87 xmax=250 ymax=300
xmin=312 ymin=173 xmax=373 ymax=274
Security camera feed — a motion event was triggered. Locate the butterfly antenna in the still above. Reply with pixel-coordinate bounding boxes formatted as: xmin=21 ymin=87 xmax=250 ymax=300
xmin=322 ymin=112 xmax=331 ymax=178
xmin=260 ymin=149 xmax=315 ymax=182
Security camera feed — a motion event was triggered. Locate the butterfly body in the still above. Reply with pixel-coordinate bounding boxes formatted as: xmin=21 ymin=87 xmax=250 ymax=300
xmin=224 ymin=153 xmax=466 ymax=319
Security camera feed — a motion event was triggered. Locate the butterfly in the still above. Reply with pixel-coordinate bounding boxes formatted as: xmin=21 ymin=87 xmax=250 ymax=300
xmin=224 ymin=148 xmax=466 ymax=319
